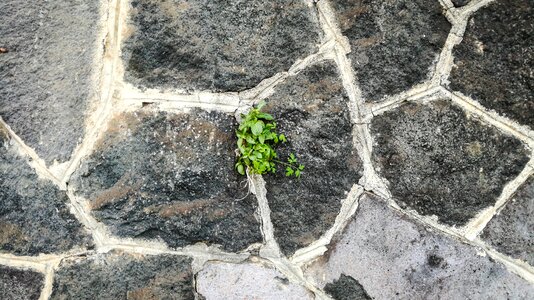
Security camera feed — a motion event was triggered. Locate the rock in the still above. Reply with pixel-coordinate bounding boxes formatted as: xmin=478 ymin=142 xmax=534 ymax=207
xmin=451 ymin=0 xmax=471 ymax=7
xmin=306 ymin=195 xmax=534 ymax=299
xmin=51 ymin=252 xmax=194 ymax=299
xmin=0 ymin=126 xmax=93 ymax=255
xmin=0 ymin=266 xmax=43 ymax=300
xmin=196 ymin=261 xmax=313 ymax=299
xmin=262 ymin=61 xmax=362 ymax=256
xmin=449 ymin=0 xmax=534 ymax=129
xmin=123 ymin=0 xmax=322 ymax=93
xmin=70 ymin=108 xmax=262 ymax=252
xmin=370 ymin=99 xmax=530 ymax=226
xmin=324 ymin=274 xmax=371 ymax=300
xmin=329 ymin=0 xmax=450 ymax=101
xmin=0 ymin=0 xmax=101 ymax=164
xmin=481 ymin=175 xmax=534 ymax=266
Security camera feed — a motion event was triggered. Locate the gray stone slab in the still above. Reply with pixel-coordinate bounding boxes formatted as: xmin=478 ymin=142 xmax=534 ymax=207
xmin=481 ymin=175 xmax=534 ymax=266
xmin=306 ymin=195 xmax=534 ymax=299
xmin=0 ymin=0 xmax=101 ymax=164
xmin=370 ymin=99 xmax=530 ymax=226
xmin=262 ymin=61 xmax=362 ymax=256
xmin=196 ymin=261 xmax=313 ymax=300
xmin=451 ymin=0 xmax=471 ymax=7
xmin=0 ymin=266 xmax=43 ymax=300
xmin=324 ymin=274 xmax=371 ymax=300
xmin=0 ymin=126 xmax=93 ymax=256
xmin=449 ymin=0 xmax=534 ymax=128
xmin=70 ymin=108 xmax=261 ymax=252
xmin=123 ymin=0 xmax=322 ymax=93
xmin=51 ymin=252 xmax=194 ymax=299
xmin=329 ymin=0 xmax=450 ymax=101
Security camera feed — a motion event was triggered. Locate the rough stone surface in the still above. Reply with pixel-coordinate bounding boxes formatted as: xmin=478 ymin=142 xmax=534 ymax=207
xmin=449 ymin=0 xmax=534 ymax=128
xmin=324 ymin=274 xmax=371 ymax=300
xmin=0 ymin=266 xmax=44 ymax=300
xmin=51 ymin=252 xmax=194 ymax=299
xmin=70 ymin=108 xmax=261 ymax=252
xmin=196 ymin=261 xmax=313 ymax=299
xmin=371 ymin=99 xmax=530 ymax=226
xmin=262 ymin=61 xmax=362 ymax=256
xmin=306 ymin=195 xmax=534 ymax=299
xmin=451 ymin=0 xmax=470 ymax=7
xmin=481 ymin=175 xmax=534 ymax=266
xmin=123 ymin=0 xmax=322 ymax=93
xmin=0 ymin=127 xmax=93 ymax=256
xmin=330 ymin=0 xmax=450 ymax=101
xmin=0 ymin=0 xmax=100 ymax=164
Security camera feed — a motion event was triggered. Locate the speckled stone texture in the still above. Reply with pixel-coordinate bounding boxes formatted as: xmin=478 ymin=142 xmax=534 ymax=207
xmin=306 ymin=195 xmax=534 ymax=299
xmin=123 ymin=0 xmax=322 ymax=93
xmin=0 ymin=0 xmax=100 ymax=164
xmin=324 ymin=274 xmax=371 ymax=300
xmin=0 ymin=266 xmax=43 ymax=300
xmin=449 ymin=0 xmax=534 ymax=128
xmin=329 ymin=0 xmax=450 ymax=101
xmin=0 ymin=126 xmax=93 ymax=256
xmin=51 ymin=252 xmax=194 ymax=299
xmin=451 ymin=0 xmax=471 ymax=7
xmin=262 ymin=61 xmax=362 ymax=256
xmin=371 ymin=99 xmax=530 ymax=226
xmin=70 ymin=108 xmax=261 ymax=252
xmin=481 ymin=175 xmax=534 ymax=266
xmin=196 ymin=261 xmax=314 ymax=299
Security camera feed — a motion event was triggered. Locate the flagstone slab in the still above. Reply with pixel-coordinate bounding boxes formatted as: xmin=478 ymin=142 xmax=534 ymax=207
xmin=70 ymin=109 xmax=262 ymax=252
xmin=0 ymin=266 xmax=43 ymax=300
xmin=51 ymin=252 xmax=194 ymax=299
xmin=306 ymin=195 xmax=534 ymax=299
xmin=329 ymin=0 xmax=450 ymax=101
xmin=481 ymin=175 xmax=534 ymax=266
xmin=123 ymin=0 xmax=322 ymax=93
xmin=0 ymin=0 xmax=101 ymax=164
xmin=262 ymin=61 xmax=362 ymax=256
xmin=0 ymin=126 xmax=93 ymax=256
xmin=449 ymin=0 xmax=534 ymax=129
xmin=370 ymin=99 xmax=530 ymax=226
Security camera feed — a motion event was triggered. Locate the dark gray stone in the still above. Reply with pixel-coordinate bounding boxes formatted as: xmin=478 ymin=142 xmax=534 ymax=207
xmin=0 ymin=126 xmax=93 ymax=256
xmin=481 ymin=175 xmax=534 ymax=266
xmin=263 ymin=61 xmax=362 ymax=256
xmin=306 ymin=195 xmax=534 ymax=299
xmin=324 ymin=274 xmax=371 ymax=300
xmin=451 ymin=0 xmax=471 ymax=7
xmin=0 ymin=266 xmax=43 ymax=300
xmin=70 ymin=109 xmax=262 ymax=252
xmin=51 ymin=252 xmax=194 ymax=300
xmin=449 ymin=0 xmax=534 ymax=128
xmin=0 ymin=0 xmax=100 ymax=164
xmin=123 ymin=0 xmax=322 ymax=93
xmin=371 ymin=99 xmax=530 ymax=226
xmin=330 ymin=0 xmax=450 ymax=101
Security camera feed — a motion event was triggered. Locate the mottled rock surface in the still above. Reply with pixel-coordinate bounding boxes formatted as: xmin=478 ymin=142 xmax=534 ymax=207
xmin=481 ymin=175 xmax=534 ymax=266
xmin=324 ymin=274 xmax=371 ymax=300
xmin=196 ymin=261 xmax=313 ymax=299
xmin=0 ymin=0 xmax=100 ymax=164
xmin=51 ymin=252 xmax=194 ymax=299
xmin=330 ymin=0 xmax=450 ymax=101
xmin=371 ymin=99 xmax=530 ymax=225
xmin=0 ymin=127 xmax=93 ymax=256
xmin=0 ymin=266 xmax=43 ymax=300
xmin=70 ymin=109 xmax=261 ymax=252
xmin=263 ymin=61 xmax=362 ymax=256
xmin=449 ymin=0 xmax=534 ymax=128
xmin=306 ymin=195 xmax=534 ymax=299
xmin=451 ymin=0 xmax=471 ymax=7
xmin=123 ymin=0 xmax=321 ymax=93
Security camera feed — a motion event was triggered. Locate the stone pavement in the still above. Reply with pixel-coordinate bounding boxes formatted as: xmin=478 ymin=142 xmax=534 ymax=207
xmin=0 ymin=0 xmax=533 ymax=299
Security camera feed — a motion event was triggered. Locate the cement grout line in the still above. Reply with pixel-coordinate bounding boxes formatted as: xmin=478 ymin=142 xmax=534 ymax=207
xmin=458 ymin=0 xmax=496 ymax=17
xmin=39 ymin=262 xmax=60 ymax=300
xmin=291 ymin=185 xmax=364 ymax=266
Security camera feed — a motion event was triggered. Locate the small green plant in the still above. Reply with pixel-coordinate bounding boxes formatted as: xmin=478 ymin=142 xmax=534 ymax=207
xmin=235 ymin=102 xmax=304 ymax=178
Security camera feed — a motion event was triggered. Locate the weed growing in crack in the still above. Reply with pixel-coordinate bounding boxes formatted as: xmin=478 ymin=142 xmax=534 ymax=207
xmin=235 ymin=102 xmax=304 ymax=178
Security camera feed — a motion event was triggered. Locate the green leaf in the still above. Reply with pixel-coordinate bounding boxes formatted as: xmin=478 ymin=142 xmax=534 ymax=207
xmin=257 ymin=113 xmax=274 ymax=120
xmin=298 ymin=164 xmax=305 ymax=170
xmin=237 ymin=164 xmax=245 ymax=175
xmin=279 ymin=134 xmax=286 ymax=142
xmin=295 ymin=170 xmax=301 ymax=178
xmin=285 ymin=167 xmax=294 ymax=177
xmin=245 ymin=136 xmax=256 ymax=145
xmin=259 ymin=134 xmax=265 ymax=144
xmin=256 ymin=101 xmax=266 ymax=110
xmin=251 ymin=120 xmax=265 ymax=136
